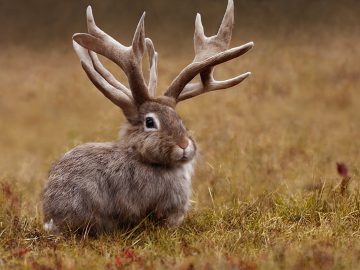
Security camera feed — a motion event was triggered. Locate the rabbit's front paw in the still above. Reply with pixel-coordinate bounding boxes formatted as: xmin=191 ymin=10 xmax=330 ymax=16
xmin=164 ymin=213 xmax=185 ymax=228
xmin=43 ymin=219 xmax=60 ymax=235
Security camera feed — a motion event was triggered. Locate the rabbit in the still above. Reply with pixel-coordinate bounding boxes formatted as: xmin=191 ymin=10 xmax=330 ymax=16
xmin=43 ymin=100 xmax=196 ymax=233
xmin=42 ymin=0 xmax=253 ymax=234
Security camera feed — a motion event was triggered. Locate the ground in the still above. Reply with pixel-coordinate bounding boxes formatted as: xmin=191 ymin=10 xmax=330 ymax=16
xmin=1 ymin=2 xmax=360 ymax=269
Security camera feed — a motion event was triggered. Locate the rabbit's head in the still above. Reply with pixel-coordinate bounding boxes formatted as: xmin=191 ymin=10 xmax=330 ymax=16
xmin=121 ymin=99 xmax=196 ymax=165
xmin=73 ymin=1 xmax=253 ymax=164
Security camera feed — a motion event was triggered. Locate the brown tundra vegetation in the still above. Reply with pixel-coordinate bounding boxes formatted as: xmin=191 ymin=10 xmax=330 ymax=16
xmin=0 ymin=0 xmax=360 ymax=269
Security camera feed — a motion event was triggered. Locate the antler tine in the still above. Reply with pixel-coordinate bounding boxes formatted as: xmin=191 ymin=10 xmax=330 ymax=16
xmin=194 ymin=13 xmax=205 ymax=50
xmin=164 ymin=0 xmax=253 ymax=102
xmin=88 ymin=51 xmax=132 ymax=98
xmin=217 ymin=0 xmax=234 ymax=47
xmin=86 ymin=6 xmax=112 ymax=40
xmin=72 ymin=41 xmax=136 ymax=119
xmin=145 ymin=38 xmax=158 ymax=97
xmin=178 ymin=72 xmax=251 ymax=101
xmin=73 ymin=6 xmax=150 ymax=105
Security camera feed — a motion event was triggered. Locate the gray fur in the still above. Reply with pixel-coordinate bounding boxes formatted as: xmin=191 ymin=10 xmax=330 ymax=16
xmin=43 ymin=101 xmax=196 ymax=233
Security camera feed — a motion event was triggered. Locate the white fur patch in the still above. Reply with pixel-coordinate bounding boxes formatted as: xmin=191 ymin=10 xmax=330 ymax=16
xmin=178 ymin=160 xmax=195 ymax=183
xmin=44 ymin=219 xmax=57 ymax=232
xmin=184 ymin=139 xmax=194 ymax=158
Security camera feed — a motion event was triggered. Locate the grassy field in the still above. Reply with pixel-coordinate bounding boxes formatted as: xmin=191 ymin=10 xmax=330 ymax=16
xmin=1 ymin=1 xmax=360 ymax=269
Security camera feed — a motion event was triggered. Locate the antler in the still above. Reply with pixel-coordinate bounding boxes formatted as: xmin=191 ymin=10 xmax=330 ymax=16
xmin=73 ymin=1 xmax=252 ymax=117
xmin=72 ymin=41 xmax=136 ymax=119
xmin=72 ymin=6 xmax=158 ymax=119
xmin=164 ymin=0 xmax=253 ymax=102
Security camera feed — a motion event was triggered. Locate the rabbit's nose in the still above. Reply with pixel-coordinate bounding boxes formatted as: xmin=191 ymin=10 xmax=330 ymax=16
xmin=177 ymin=138 xmax=189 ymax=150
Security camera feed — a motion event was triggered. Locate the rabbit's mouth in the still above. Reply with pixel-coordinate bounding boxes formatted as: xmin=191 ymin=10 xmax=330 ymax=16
xmin=178 ymin=155 xmax=190 ymax=163
xmin=172 ymin=138 xmax=196 ymax=163
xmin=175 ymin=153 xmax=193 ymax=163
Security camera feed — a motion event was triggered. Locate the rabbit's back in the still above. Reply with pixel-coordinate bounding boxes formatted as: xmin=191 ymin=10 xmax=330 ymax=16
xmin=43 ymin=142 xmax=120 ymax=231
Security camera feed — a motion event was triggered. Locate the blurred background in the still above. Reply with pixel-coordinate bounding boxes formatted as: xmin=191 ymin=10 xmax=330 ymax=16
xmin=0 ymin=0 xmax=359 ymax=209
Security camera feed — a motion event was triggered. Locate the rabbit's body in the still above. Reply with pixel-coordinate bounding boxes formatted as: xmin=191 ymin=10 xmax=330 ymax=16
xmin=43 ymin=102 xmax=197 ymax=233
xmin=43 ymin=141 xmax=195 ymax=233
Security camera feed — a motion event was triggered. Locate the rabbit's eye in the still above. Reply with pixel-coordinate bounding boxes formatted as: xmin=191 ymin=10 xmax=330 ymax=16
xmin=145 ymin=117 xmax=156 ymax=129
xmin=144 ymin=113 xmax=160 ymax=131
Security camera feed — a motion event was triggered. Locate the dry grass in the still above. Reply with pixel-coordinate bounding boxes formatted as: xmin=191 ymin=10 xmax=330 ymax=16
xmin=1 ymin=13 xmax=360 ymax=269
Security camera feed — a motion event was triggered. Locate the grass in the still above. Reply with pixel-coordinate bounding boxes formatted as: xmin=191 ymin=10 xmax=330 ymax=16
xmin=1 ymin=9 xmax=360 ymax=269
xmin=2 ymin=182 xmax=360 ymax=269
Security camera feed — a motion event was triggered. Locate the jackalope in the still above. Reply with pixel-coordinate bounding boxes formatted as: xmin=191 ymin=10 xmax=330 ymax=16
xmin=42 ymin=0 xmax=253 ymax=234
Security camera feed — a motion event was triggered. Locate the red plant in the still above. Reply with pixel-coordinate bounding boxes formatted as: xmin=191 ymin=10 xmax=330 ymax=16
xmin=337 ymin=162 xmax=348 ymax=177
xmin=110 ymin=248 xmax=143 ymax=269
xmin=336 ymin=162 xmax=351 ymax=195
xmin=12 ymin=247 xmax=29 ymax=258
xmin=114 ymin=256 xmax=123 ymax=268
xmin=1 ymin=182 xmax=20 ymax=209
xmin=122 ymin=248 xmax=136 ymax=260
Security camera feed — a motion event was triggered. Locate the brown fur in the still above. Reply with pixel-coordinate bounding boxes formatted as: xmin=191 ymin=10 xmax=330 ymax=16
xmin=42 ymin=101 xmax=197 ymax=233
